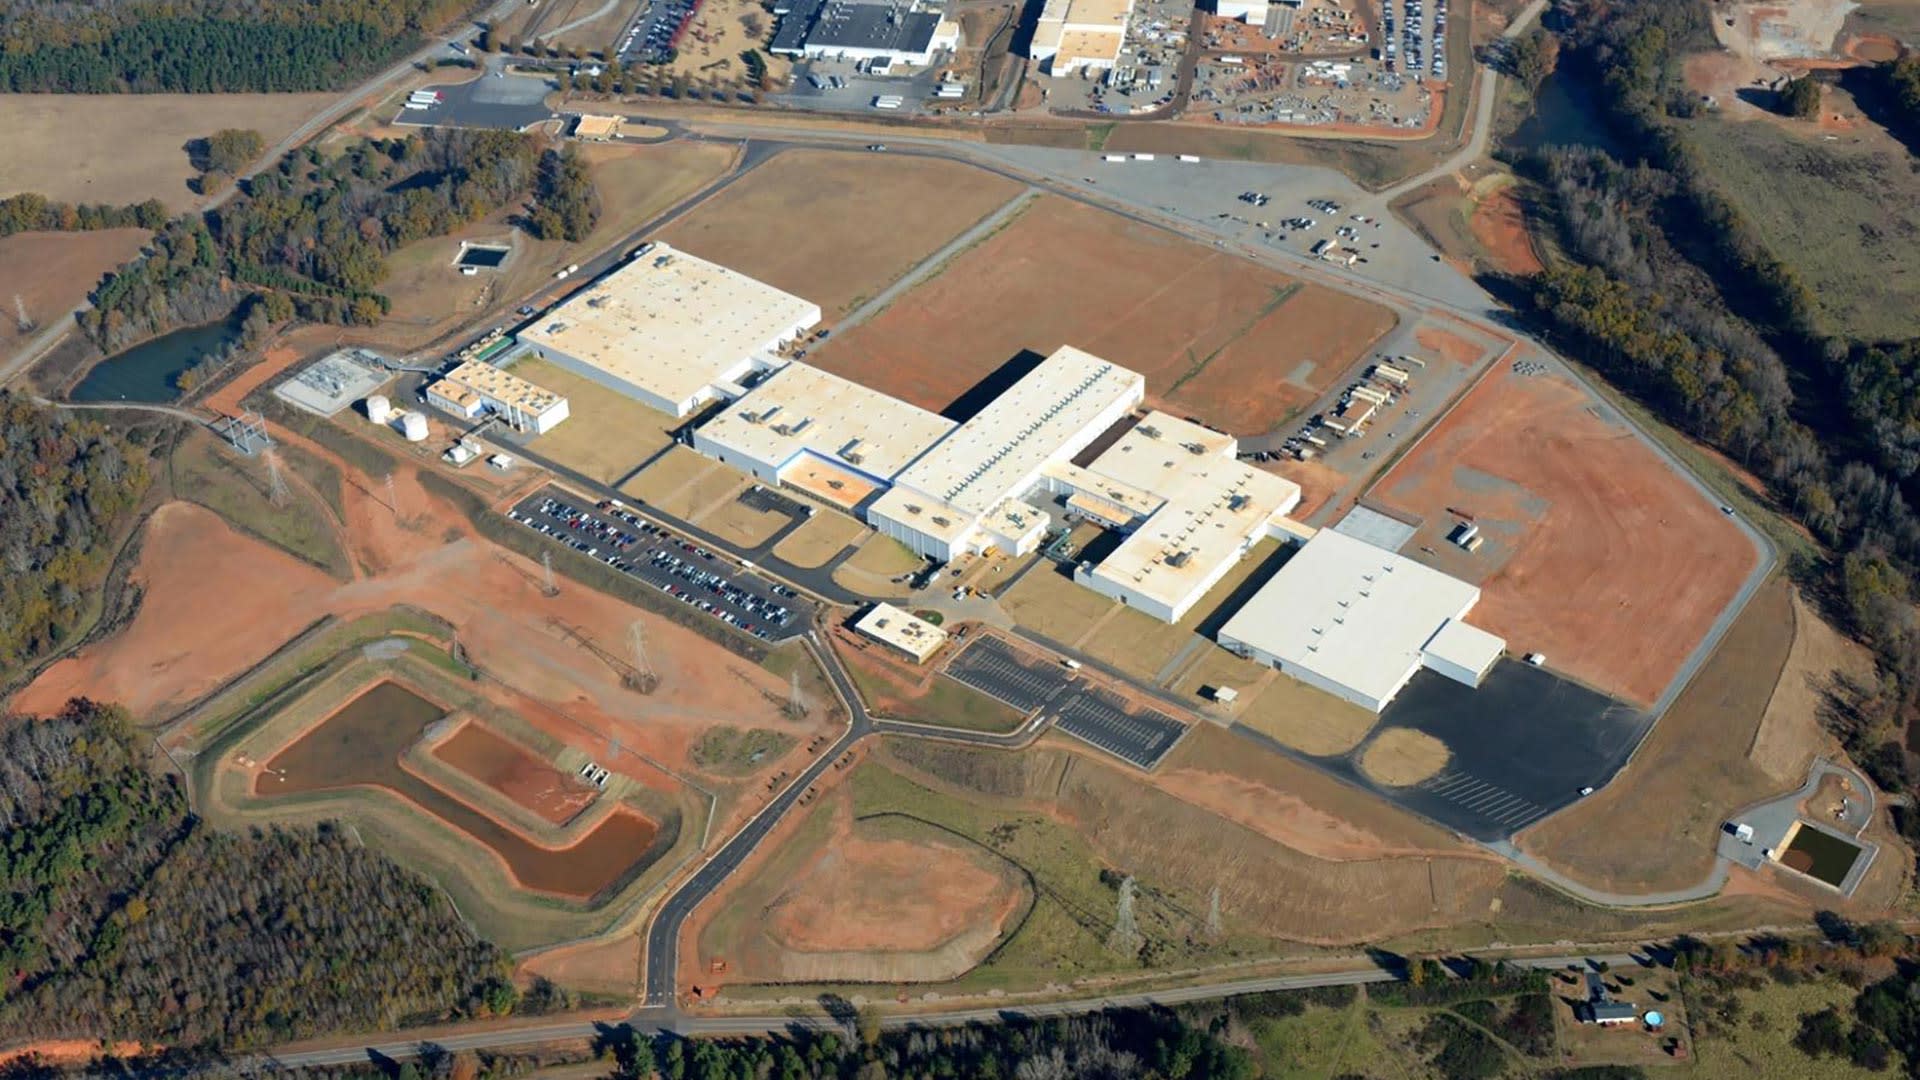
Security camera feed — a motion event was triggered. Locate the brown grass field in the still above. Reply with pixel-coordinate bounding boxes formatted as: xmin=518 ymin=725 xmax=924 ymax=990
xmin=0 ymin=230 xmax=150 ymax=351
xmin=432 ymin=718 xmax=598 ymax=826
xmin=0 ymin=94 xmax=336 ymax=209
xmin=813 ymin=196 xmax=1395 ymax=433
xmin=770 ymin=511 xmax=867 ymax=569
xmin=1357 ymin=728 xmax=1450 ymax=787
xmin=1368 ymin=363 xmax=1757 ymax=704
xmin=1516 ymin=579 xmax=1794 ymax=893
xmin=657 ymin=149 xmax=1023 ymax=319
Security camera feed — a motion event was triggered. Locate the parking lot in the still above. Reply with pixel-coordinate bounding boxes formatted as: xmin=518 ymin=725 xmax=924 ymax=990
xmin=780 ymin=58 xmax=940 ymax=115
xmin=512 ymin=488 xmax=811 ymax=642
xmin=944 ymin=636 xmax=1189 ymax=770
xmin=1356 ymin=662 xmax=1648 ymax=841
xmin=944 ymin=636 xmax=1074 ymax=714
xmin=617 ymin=0 xmax=700 ymax=64
xmin=393 ymin=70 xmax=560 ymax=131
xmin=1053 ymin=686 xmax=1187 ymax=770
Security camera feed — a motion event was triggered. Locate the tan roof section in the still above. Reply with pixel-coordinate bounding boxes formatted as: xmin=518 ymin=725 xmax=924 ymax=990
xmin=441 ymin=358 xmax=565 ymax=416
xmin=698 ymin=362 xmax=955 ymax=482
xmin=1056 ymin=29 xmax=1126 ymax=64
xmin=518 ymin=243 xmax=821 ymax=409
xmin=573 ymin=114 xmax=623 ymax=139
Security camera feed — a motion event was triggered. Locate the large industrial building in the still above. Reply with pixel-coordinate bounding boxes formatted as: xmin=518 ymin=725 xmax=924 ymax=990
xmin=1055 ymin=412 xmax=1302 ymax=623
xmin=1030 ymin=0 xmax=1132 ymax=73
xmin=866 ymin=346 xmax=1145 ymax=561
xmin=692 ymin=362 xmax=956 ymax=511
xmin=426 ymin=358 xmax=570 ymax=434
xmin=1217 ymin=528 xmax=1506 ymax=712
xmin=771 ymin=0 xmax=960 ymax=65
xmin=515 ymin=243 xmax=820 ymax=417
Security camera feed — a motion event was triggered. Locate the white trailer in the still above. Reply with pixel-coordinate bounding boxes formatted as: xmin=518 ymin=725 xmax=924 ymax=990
xmin=1373 ymin=364 xmax=1410 ymax=386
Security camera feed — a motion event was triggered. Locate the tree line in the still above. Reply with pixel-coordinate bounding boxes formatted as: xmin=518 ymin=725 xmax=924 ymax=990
xmin=0 ymin=0 xmax=470 ymax=93
xmin=0 ymin=393 xmax=153 ymax=679
xmin=0 ymin=698 xmax=517 ymax=1050
xmin=1511 ymin=0 xmax=1920 ymax=818
xmin=0 ymin=194 xmax=169 ymax=240
xmin=72 ymin=127 xmax=587 ymax=353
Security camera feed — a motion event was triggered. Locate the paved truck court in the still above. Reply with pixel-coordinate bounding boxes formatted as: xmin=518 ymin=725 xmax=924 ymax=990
xmin=943 ymin=635 xmax=1072 ymax=714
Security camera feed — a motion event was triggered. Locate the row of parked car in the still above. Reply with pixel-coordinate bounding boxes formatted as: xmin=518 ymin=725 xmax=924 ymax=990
xmin=511 ymin=495 xmax=800 ymax=641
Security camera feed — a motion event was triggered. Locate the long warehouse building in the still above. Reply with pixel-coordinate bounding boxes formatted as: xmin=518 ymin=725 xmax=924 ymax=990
xmin=1216 ymin=528 xmax=1506 ymax=712
xmin=516 ymin=243 xmax=820 ymax=417
xmin=866 ymin=345 xmax=1145 ymax=561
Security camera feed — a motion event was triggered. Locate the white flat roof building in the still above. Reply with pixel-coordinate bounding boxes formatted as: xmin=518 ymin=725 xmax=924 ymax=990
xmin=1059 ymin=412 xmax=1301 ymax=623
xmin=1217 ymin=529 xmax=1505 ymax=712
xmin=692 ymin=362 xmax=956 ymax=509
xmin=516 ymin=243 xmax=821 ymax=417
xmin=853 ymin=602 xmax=949 ymax=663
xmin=425 ymin=358 xmax=570 ymax=434
xmin=868 ymin=346 xmax=1145 ymax=561
xmin=1031 ymin=0 xmax=1132 ymax=72
xmin=1216 ymin=0 xmax=1270 ymax=23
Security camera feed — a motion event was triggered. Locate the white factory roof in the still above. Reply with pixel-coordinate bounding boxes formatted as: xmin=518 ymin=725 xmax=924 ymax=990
xmin=699 ymin=362 xmax=955 ymax=480
xmin=1079 ymin=412 xmax=1301 ymax=610
xmin=1218 ymin=529 xmax=1481 ymax=707
xmin=441 ymin=358 xmax=565 ymax=415
xmin=1424 ymin=618 xmax=1506 ymax=675
xmin=889 ymin=345 xmax=1144 ymax=518
xmin=854 ymin=602 xmax=949 ymax=661
xmin=517 ymin=243 xmax=820 ymax=408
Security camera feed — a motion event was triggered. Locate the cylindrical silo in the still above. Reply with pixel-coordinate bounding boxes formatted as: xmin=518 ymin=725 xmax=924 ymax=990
xmin=365 ymin=394 xmax=391 ymax=425
xmin=401 ymin=411 xmax=429 ymax=442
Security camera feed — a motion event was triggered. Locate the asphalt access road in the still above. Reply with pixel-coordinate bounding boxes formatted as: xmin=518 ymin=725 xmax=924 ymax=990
xmin=641 ymin=632 xmax=870 ymax=1002
xmin=1053 ymin=686 xmax=1187 ymax=770
xmin=513 ymin=488 xmax=809 ymax=642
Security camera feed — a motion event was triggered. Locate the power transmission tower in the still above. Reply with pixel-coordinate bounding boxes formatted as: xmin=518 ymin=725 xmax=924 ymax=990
xmin=784 ymin=669 xmax=808 ymax=720
xmin=540 ymin=549 xmax=559 ymax=597
xmin=1108 ymin=875 xmax=1141 ymax=957
xmin=384 ymin=472 xmax=400 ymax=517
xmin=628 ymin=621 xmax=659 ymax=694
xmin=12 ymin=294 xmax=32 ymax=333
xmin=1206 ymin=884 xmax=1223 ymax=939
xmin=264 ymin=450 xmax=290 ymax=507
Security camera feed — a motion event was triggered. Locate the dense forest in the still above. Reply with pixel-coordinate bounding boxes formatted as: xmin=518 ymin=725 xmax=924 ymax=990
xmin=81 ymin=128 xmax=560 ymax=350
xmin=0 ymin=699 xmax=514 ymax=1049
xmin=1511 ymin=0 xmax=1920 ymax=812
xmin=0 ymin=394 xmax=153 ymax=677
xmin=0 ymin=0 xmax=471 ymax=93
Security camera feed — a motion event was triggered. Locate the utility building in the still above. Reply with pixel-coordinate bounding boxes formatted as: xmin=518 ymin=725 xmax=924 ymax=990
xmin=516 ymin=243 xmax=820 ymax=417
xmin=425 ymin=359 xmax=570 ymax=434
xmin=1217 ymin=529 xmax=1505 ymax=712
xmin=853 ymin=602 xmax=950 ymax=663
xmin=770 ymin=0 xmax=960 ymax=65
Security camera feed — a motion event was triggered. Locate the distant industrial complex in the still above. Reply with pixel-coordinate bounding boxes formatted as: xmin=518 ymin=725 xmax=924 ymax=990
xmin=771 ymin=0 xmax=960 ymax=66
xmin=407 ymin=245 xmax=1511 ymax=719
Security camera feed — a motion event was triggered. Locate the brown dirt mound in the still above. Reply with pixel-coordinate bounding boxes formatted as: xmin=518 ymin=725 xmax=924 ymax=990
xmin=766 ymin=824 xmax=1020 ymax=954
xmin=1469 ymin=187 xmax=1543 ymax=276
xmin=1358 ymin=729 xmax=1450 ymax=787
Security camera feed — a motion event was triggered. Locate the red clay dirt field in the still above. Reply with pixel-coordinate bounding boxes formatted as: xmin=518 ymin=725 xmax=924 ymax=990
xmin=432 ymin=717 xmax=600 ymax=826
xmin=1367 ymin=355 xmax=1757 ymax=705
xmin=811 ymin=196 xmax=1398 ymax=435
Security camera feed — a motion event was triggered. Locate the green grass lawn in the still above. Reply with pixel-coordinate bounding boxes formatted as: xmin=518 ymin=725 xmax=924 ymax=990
xmin=170 ymin=430 xmax=352 ymax=578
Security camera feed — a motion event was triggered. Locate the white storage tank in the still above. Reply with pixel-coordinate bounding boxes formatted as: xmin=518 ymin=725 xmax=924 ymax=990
xmin=365 ymin=394 xmax=391 ymax=425
xmin=400 ymin=411 xmax=429 ymax=442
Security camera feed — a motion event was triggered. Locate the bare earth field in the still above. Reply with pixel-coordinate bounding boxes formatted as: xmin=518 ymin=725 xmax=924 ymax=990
xmin=1369 ymin=363 xmax=1756 ymax=705
xmin=657 ymin=149 xmax=1024 ymax=319
xmin=1517 ymin=579 xmax=1794 ymax=893
xmin=0 ymin=94 xmax=336 ymax=209
xmin=813 ymin=196 xmax=1395 ymax=434
xmin=0 ymin=230 xmax=150 ymax=351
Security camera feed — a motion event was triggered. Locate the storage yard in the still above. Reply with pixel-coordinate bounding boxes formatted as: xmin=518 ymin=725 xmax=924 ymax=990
xmin=657 ymin=149 xmax=1025 ymax=319
xmin=1367 ymin=357 xmax=1760 ymax=705
xmin=812 ymin=196 xmax=1396 ymax=434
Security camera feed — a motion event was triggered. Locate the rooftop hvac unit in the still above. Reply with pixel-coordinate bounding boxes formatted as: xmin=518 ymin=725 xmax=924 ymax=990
xmin=905 ymin=504 xmax=922 ymax=514
xmin=932 ymin=516 xmax=950 ymax=526
xmin=1184 ymin=442 xmax=1206 ymax=454
xmin=1139 ymin=425 xmax=1160 ymax=439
